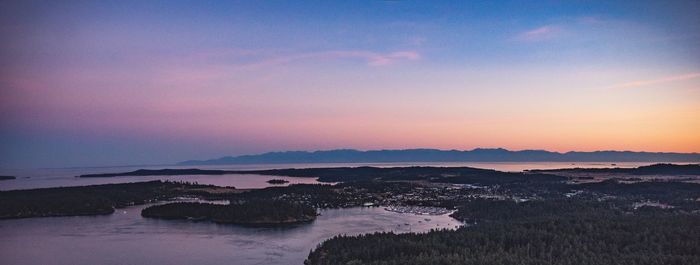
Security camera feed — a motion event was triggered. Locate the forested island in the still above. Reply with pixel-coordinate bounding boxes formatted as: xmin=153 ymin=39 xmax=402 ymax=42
xmin=0 ymin=181 xmax=237 ymax=219
xmin=0 ymin=175 xmax=15 ymax=180
xmin=142 ymin=200 xmax=316 ymax=225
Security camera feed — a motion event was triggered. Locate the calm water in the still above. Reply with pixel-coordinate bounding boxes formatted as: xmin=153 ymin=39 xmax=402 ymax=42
xmin=0 ymin=162 xmax=657 ymax=191
xmin=0 ymin=205 xmax=461 ymax=265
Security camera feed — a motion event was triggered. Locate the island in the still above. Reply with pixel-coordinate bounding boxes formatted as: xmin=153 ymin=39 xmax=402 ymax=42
xmin=141 ymin=200 xmax=317 ymax=225
xmin=0 ymin=175 xmax=15 ymax=180
xmin=0 ymin=181 xmax=237 ymax=219
xmin=266 ymin=179 xmax=289 ymax=185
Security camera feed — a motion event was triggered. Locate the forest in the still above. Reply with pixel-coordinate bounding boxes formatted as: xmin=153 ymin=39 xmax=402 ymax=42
xmin=306 ymin=199 xmax=700 ymax=265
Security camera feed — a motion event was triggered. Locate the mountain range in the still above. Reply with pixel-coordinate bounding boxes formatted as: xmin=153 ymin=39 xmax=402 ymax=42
xmin=178 ymin=148 xmax=700 ymax=165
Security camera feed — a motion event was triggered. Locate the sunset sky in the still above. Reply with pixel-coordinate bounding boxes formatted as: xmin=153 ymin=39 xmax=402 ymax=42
xmin=1 ymin=1 xmax=699 ymax=168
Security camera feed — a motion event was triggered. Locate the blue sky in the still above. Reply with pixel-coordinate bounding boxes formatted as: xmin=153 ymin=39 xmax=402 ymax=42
xmin=1 ymin=0 xmax=699 ymax=168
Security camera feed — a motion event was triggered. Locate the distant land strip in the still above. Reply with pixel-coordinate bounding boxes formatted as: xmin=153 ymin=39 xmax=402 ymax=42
xmin=77 ymin=169 xmax=235 ymax=178
xmin=177 ymin=148 xmax=700 ymax=166
xmin=528 ymin=163 xmax=700 ymax=175
xmin=77 ymin=164 xmax=700 ymax=180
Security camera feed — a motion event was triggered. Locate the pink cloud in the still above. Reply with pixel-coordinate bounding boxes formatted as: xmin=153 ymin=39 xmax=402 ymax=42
xmin=605 ymin=72 xmax=700 ymax=89
xmin=366 ymin=51 xmax=421 ymax=66
xmin=146 ymin=49 xmax=422 ymax=89
xmin=517 ymin=25 xmax=560 ymax=41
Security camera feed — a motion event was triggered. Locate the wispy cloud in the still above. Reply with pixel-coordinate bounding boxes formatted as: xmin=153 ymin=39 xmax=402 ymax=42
xmin=516 ymin=25 xmax=560 ymax=41
xmin=242 ymin=50 xmax=421 ymax=69
xmin=605 ymin=72 xmax=700 ymax=89
xmin=515 ymin=16 xmax=610 ymax=42
xmin=146 ymin=49 xmax=422 ymax=88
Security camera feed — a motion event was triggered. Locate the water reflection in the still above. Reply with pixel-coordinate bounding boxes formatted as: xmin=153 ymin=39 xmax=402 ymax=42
xmin=0 ymin=205 xmax=461 ymax=265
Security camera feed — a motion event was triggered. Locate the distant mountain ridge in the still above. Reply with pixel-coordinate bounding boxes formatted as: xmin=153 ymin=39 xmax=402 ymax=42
xmin=177 ymin=148 xmax=700 ymax=165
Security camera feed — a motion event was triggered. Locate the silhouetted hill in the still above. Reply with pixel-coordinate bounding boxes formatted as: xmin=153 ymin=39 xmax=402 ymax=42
xmin=531 ymin=163 xmax=700 ymax=175
xmin=178 ymin=148 xmax=700 ymax=165
xmin=78 ymin=169 xmax=231 ymax=178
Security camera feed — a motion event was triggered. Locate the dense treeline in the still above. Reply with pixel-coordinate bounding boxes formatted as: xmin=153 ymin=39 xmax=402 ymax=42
xmin=576 ymin=179 xmax=700 ymax=198
xmin=142 ymin=200 xmax=316 ymax=225
xmin=574 ymin=180 xmax=700 ymax=210
xmin=0 ymin=175 xmax=15 ymax=180
xmin=0 ymin=181 xmax=224 ymax=219
xmin=450 ymin=199 xmax=615 ymax=223
xmin=307 ymin=200 xmax=700 ymax=265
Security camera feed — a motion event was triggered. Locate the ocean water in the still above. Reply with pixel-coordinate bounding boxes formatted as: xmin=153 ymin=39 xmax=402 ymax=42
xmin=0 ymin=205 xmax=461 ymax=265
xmin=0 ymin=161 xmax=656 ymax=191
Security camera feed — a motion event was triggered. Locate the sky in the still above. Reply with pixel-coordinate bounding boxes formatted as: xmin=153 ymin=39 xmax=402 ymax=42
xmin=1 ymin=0 xmax=699 ymax=168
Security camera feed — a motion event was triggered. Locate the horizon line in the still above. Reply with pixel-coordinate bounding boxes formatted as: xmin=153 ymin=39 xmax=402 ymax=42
xmin=9 ymin=147 xmax=698 ymax=170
